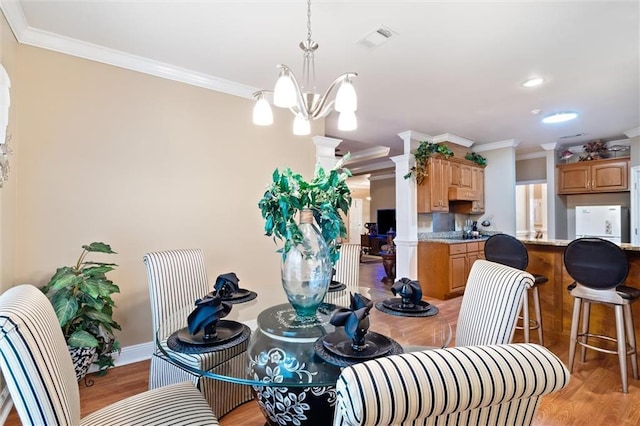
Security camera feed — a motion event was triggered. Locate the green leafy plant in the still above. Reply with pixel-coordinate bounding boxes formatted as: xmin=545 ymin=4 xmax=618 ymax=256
xmin=465 ymin=151 xmax=487 ymax=166
xmin=404 ymin=141 xmax=454 ymax=184
xmin=41 ymin=242 xmax=121 ymax=375
xmin=258 ymin=157 xmax=352 ymax=265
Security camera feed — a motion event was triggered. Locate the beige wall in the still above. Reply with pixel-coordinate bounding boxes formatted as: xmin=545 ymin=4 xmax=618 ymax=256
xmin=516 ymin=157 xmax=546 ymax=182
xmin=0 ymin=13 xmax=18 ymax=293
xmin=369 ymin=176 xmax=395 ymax=225
xmin=15 ymin=44 xmax=323 ymax=347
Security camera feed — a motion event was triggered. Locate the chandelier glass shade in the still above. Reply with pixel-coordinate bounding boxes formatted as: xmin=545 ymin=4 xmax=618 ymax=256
xmin=252 ymin=0 xmax=358 ymax=136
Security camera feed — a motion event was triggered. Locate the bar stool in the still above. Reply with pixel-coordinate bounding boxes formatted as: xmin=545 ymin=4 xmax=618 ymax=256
xmin=564 ymin=237 xmax=639 ymax=393
xmin=484 ymin=233 xmax=547 ymax=345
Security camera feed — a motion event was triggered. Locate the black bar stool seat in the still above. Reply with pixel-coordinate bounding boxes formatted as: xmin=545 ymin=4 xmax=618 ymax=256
xmin=484 ymin=233 xmax=546 ymax=345
xmin=564 ymin=237 xmax=639 ymax=393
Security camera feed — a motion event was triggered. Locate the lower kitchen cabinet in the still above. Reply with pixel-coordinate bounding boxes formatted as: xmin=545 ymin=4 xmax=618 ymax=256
xmin=418 ymin=241 xmax=485 ymax=299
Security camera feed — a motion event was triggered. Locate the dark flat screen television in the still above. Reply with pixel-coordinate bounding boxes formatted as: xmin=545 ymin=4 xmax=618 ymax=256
xmin=376 ymin=209 xmax=396 ymax=235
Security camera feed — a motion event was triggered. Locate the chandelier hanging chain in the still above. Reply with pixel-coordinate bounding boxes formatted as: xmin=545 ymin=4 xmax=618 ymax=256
xmin=301 ymin=0 xmax=316 ymax=93
xmin=306 ymin=0 xmax=312 ymax=44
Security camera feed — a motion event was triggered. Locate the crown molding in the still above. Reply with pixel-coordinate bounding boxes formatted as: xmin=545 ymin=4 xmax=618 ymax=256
xmin=540 ymin=142 xmax=557 ymax=151
xmin=516 ymin=151 xmax=547 ymax=161
xmin=369 ymin=173 xmax=395 ymax=181
xmin=472 ymin=139 xmax=519 ymax=153
xmin=431 ymin=133 xmax=475 ymax=147
xmin=397 ymin=130 xmax=432 ymax=142
xmin=344 ymin=146 xmax=390 ymax=164
xmin=624 ymin=127 xmax=640 ymax=138
xmin=0 ymin=3 xmax=257 ymax=99
xmin=349 ymin=159 xmax=395 ymax=175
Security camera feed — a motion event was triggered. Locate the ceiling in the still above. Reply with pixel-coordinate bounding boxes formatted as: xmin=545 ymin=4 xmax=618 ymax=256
xmin=3 ymin=1 xmax=639 ymax=169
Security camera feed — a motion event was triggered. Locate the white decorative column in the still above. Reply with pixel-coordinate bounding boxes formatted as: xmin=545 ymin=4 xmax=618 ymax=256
xmin=541 ymin=143 xmax=559 ymax=239
xmin=391 ymin=154 xmax=417 ymax=279
xmin=312 ymin=136 xmax=341 ymax=170
xmin=393 ymin=131 xmax=433 ymax=280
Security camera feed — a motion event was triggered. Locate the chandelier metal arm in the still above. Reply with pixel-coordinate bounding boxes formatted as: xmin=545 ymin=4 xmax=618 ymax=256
xmin=275 ymin=64 xmax=312 ymax=119
xmin=312 ymin=71 xmax=358 ymax=119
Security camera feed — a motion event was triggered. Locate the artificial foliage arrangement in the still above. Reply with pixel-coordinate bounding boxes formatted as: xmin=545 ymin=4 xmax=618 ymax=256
xmin=465 ymin=151 xmax=487 ymax=166
xmin=258 ymin=156 xmax=352 ymax=265
xmin=580 ymin=139 xmax=608 ymax=161
xmin=404 ymin=141 xmax=454 ymax=184
xmin=41 ymin=242 xmax=121 ymax=375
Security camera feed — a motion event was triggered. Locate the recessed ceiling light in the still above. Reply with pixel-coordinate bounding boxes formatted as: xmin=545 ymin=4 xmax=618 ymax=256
xmin=530 ymin=109 xmax=541 ymax=115
xmin=542 ymin=112 xmax=578 ymax=123
xmin=522 ymin=77 xmax=544 ymax=87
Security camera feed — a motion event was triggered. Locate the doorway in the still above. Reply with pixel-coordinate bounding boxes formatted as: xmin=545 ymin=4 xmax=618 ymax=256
xmin=516 ymin=182 xmax=547 ymax=239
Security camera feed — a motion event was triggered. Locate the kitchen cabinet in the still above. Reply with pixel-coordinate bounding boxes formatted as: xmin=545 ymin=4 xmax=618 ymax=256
xmin=449 ymin=162 xmax=472 ymax=188
xmin=557 ymin=158 xmax=629 ymax=194
xmin=451 ymin=165 xmax=485 ymax=214
xmin=417 ymin=157 xmax=450 ymax=213
xmin=418 ymin=240 xmax=485 ymax=299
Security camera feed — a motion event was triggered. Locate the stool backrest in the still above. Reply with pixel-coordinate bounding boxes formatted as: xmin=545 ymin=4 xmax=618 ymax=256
xmin=564 ymin=237 xmax=628 ymax=289
xmin=484 ymin=234 xmax=528 ymax=270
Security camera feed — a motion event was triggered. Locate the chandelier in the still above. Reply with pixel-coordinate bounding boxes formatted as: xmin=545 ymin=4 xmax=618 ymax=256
xmin=252 ymin=0 xmax=358 ymax=136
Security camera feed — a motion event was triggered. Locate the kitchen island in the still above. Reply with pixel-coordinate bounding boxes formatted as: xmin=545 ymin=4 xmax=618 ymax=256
xmin=520 ymin=238 xmax=640 ymax=345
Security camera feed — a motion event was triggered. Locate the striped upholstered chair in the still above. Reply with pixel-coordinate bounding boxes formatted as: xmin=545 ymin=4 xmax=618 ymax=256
xmin=143 ymin=249 xmax=252 ymax=417
xmin=334 ymin=343 xmax=570 ymax=425
xmin=325 ymin=243 xmax=361 ymax=306
xmin=456 ymin=259 xmax=535 ymax=346
xmin=0 ymin=284 xmax=218 ymax=426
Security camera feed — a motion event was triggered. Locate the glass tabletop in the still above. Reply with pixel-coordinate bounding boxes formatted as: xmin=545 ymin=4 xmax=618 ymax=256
xmin=155 ymin=286 xmax=452 ymax=388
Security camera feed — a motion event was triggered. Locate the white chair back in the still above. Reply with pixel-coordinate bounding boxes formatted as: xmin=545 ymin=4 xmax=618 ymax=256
xmin=143 ymin=249 xmax=210 ymax=339
xmin=0 ymin=284 xmax=81 ymax=425
xmin=334 ymin=343 xmax=570 ymax=426
xmin=456 ymin=259 xmax=534 ymax=346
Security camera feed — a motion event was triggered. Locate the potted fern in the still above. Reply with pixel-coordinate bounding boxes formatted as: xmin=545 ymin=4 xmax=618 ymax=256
xmin=41 ymin=242 xmax=121 ymax=380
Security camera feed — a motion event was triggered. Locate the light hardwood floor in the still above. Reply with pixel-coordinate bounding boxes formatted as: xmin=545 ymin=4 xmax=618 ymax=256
xmin=6 ymin=260 xmax=639 ymax=425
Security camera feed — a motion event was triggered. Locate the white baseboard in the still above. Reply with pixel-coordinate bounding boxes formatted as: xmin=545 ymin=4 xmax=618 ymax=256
xmin=87 ymin=341 xmax=154 ymax=374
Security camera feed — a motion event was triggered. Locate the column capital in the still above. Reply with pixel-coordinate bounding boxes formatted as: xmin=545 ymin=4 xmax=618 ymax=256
xmin=312 ymin=136 xmax=341 ymax=171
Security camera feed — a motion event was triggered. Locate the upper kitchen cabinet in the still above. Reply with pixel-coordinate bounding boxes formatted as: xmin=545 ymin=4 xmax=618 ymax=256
xmin=417 ymin=157 xmax=450 ymax=212
xmin=451 ymin=165 xmax=485 ymax=214
xmin=557 ymin=158 xmax=629 ymax=194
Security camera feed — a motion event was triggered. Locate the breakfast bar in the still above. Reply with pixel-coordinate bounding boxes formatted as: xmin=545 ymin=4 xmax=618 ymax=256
xmin=520 ymin=238 xmax=640 ymax=344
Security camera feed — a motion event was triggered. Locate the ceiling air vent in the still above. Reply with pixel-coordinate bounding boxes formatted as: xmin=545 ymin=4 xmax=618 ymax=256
xmin=358 ymin=25 xmax=397 ymax=49
xmin=559 ymin=133 xmax=585 ymax=139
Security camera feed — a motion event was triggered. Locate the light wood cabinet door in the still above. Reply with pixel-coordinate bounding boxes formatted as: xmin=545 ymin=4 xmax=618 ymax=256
xmin=558 ymin=163 xmax=591 ymax=194
xmin=591 ymin=160 xmax=628 ymax=192
xmin=470 ymin=167 xmax=485 ymax=213
xmin=449 ymin=254 xmax=467 ymax=292
xmin=417 ymin=157 xmax=450 ymax=212
xmin=450 ymin=162 xmax=472 ymax=188
xmin=429 ymin=158 xmax=450 ymax=212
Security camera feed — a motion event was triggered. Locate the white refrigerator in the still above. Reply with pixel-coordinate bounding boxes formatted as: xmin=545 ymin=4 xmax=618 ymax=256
xmin=575 ymin=205 xmax=629 ymax=243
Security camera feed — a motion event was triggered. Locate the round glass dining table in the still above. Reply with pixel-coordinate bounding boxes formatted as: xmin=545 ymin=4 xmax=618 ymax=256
xmin=156 ymin=286 xmax=452 ymax=425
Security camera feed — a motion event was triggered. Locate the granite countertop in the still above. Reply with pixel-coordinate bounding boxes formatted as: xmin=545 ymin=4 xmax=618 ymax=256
xmin=519 ymin=238 xmax=640 ymax=252
xmin=418 ymin=231 xmax=495 ymax=244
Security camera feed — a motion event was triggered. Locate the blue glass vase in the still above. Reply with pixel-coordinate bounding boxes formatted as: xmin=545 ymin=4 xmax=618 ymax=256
xmin=281 ymin=209 xmax=332 ymax=318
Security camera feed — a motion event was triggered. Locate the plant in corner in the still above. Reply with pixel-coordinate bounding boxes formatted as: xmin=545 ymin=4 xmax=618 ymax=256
xmin=41 ymin=242 xmax=121 ymax=379
xmin=258 ymin=157 xmax=352 ymax=316
xmin=404 ymin=141 xmax=454 ymax=185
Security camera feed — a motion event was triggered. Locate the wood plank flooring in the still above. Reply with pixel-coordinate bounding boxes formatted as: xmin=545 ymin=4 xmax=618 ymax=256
xmin=5 ymin=261 xmax=639 ymax=425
